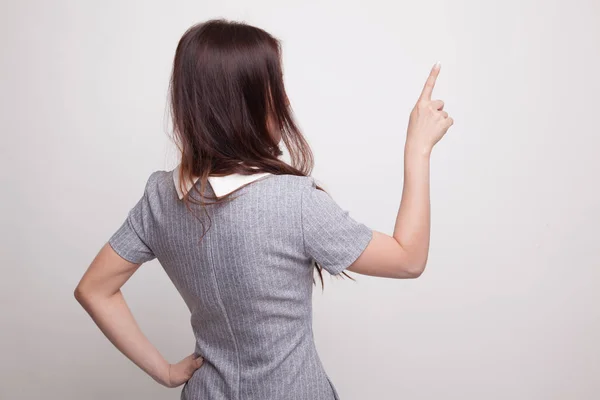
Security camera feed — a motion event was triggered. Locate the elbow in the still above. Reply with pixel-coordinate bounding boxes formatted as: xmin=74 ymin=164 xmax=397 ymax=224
xmin=412 ymin=254 xmax=429 ymax=278
xmin=73 ymin=285 xmax=85 ymax=303
xmin=401 ymin=255 xmax=428 ymax=279
xmin=73 ymin=284 xmax=92 ymax=307
xmin=393 ymin=242 xmax=429 ymax=279
xmin=74 ymin=282 xmax=112 ymax=309
xmin=404 ymin=264 xmax=425 ymax=279
xmin=408 ymin=263 xmax=426 ymax=278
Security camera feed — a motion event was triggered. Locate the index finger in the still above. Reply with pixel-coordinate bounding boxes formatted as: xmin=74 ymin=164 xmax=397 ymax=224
xmin=419 ymin=62 xmax=441 ymax=102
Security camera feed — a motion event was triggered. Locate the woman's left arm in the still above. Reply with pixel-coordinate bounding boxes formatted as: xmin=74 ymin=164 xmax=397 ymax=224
xmin=74 ymin=242 xmax=203 ymax=388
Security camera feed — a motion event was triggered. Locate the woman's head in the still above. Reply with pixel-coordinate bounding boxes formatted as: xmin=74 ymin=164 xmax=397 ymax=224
xmin=169 ymin=19 xmax=313 ymax=198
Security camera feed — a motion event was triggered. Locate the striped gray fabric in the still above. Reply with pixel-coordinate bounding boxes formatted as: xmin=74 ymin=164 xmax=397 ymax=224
xmin=108 ymin=169 xmax=373 ymax=400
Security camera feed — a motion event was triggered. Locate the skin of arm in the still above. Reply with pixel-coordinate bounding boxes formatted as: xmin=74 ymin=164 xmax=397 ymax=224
xmin=74 ymin=243 xmax=203 ymax=388
xmin=347 ymin=62 xmax=454 ymax=279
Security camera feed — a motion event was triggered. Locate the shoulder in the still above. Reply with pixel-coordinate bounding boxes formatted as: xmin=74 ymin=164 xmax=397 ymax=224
xmin=265 ymin=175 xmax=337 ymax=218
xmin=140 ymin=169 xmax=175 ymax=201
xmin=268 ymin=174 xmax=316 ymax=190
xmin=259 ymin=174 xmax=324 ymax=200
xmin=141 ymin=169 xmax=170 ymax=190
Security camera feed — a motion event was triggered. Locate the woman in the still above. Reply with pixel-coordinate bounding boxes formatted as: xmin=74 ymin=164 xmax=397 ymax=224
xmin=74 ymin=19 xmax=453 ymax=400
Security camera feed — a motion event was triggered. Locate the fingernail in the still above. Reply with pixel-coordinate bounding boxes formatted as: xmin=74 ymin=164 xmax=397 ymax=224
xmin=435 ymin=61 xmax=441 ymax=68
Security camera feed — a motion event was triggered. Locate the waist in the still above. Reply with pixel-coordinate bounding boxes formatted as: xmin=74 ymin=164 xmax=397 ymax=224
xmin=183 ymin=337 xmax=337 ymax=400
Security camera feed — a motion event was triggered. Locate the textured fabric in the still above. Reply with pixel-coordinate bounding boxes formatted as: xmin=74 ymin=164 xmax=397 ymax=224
xmin=108 ymin=169 xmax=373 ymax=400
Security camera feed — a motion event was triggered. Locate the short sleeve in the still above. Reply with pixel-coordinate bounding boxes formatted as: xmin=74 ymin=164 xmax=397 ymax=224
xmin=301 ymin=181 xmax=373 ymax=275
xmin=107 ymin=173 xmax=157 ymax=264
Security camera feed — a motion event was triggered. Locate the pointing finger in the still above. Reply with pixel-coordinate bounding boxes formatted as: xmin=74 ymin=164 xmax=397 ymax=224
xmin=419 ymin=62 xmax=441 ymax=102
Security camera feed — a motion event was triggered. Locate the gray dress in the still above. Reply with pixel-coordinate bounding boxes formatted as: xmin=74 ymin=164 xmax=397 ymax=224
xmin=108 ymin=168 xmax=373 ymax=400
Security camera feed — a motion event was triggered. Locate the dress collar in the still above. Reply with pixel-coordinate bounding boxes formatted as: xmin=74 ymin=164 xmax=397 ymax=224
xmin=172 ymin=164 xmax=272 ymax=200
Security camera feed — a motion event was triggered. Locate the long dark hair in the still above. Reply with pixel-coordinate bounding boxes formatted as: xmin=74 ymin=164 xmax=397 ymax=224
xmin=167 ymin=19 xmax=353 ymax=287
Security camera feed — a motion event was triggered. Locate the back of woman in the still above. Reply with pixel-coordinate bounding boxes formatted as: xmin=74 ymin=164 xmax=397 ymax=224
xmin=75 ymin=17 xmax=453 ymax=400
xmin=110 ymin=170 xmax=370 ymax=399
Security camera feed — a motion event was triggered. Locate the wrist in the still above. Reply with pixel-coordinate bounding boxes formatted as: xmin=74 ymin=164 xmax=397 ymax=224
xmin=154 ymin=360 xmax=171 ymax=387
xmin=404 ymin=140 xmax=432 ymax=158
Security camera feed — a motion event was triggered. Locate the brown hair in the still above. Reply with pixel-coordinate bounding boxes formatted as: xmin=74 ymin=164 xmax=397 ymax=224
xmin=167 ymin=19 xmax=353 ymax=287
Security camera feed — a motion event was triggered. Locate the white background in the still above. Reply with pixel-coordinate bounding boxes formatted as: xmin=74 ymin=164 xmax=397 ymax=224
xmin=1 ymin=0 xmax=599 ymax=399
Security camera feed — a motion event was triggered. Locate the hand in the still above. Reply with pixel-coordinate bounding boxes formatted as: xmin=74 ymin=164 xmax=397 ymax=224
xmin=406 ymin=62 xmax=454 ymax=154
xmin=162 ymin=353 xmax=205 ymax=388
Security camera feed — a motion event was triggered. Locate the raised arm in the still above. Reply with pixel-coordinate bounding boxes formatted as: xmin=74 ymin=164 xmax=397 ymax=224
xmin=347 ymin=62 xmax=454 ymax=279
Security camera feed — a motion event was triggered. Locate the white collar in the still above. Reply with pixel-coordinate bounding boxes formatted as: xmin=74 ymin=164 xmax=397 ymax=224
xmin=172 ymin=164 xmax=272 ymax=200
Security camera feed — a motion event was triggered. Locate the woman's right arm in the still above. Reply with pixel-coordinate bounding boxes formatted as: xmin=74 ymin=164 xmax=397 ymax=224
xmin=347 ymin=62 xmax=454 ymax=279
